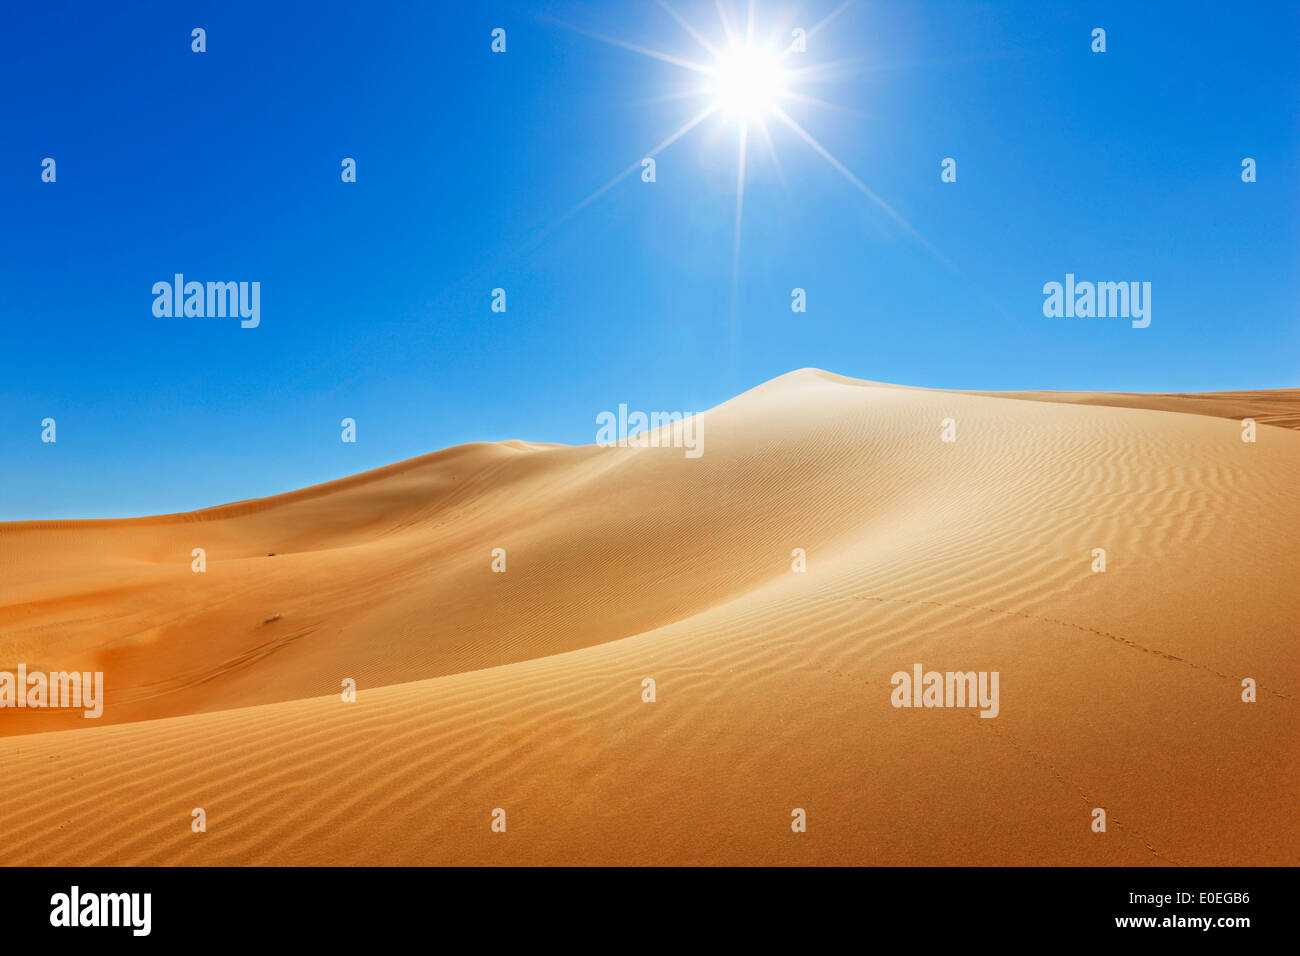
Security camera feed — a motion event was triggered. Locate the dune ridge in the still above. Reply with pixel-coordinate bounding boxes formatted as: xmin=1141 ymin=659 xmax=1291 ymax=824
xmin=1 ymin=369 xmax=1296 ymax=865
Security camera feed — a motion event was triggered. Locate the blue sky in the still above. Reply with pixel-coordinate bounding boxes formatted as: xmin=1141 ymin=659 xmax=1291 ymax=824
xmin=2 ymin=0 xmax=1297 ymax=519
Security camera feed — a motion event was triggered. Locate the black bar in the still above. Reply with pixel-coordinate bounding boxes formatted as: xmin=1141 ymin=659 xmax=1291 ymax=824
xmin=0 ymin=866 xmax=1288 ymax=942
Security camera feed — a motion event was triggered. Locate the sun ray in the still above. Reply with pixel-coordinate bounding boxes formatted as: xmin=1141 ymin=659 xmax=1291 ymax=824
xmin=767 ymin=105 xmax=956 ymax=268
xmin=543 ymin=17 xmax=714 ymax=74
xmin=732 ymin=118 xmax=750 ymax=294
xmin=806 ymin=0 xmax=856 ymax=41
xmin=656 ymin=0 xmax=724 ymax=61
xmin=541 ymin=2 xmax=974 ymax=305
xmin=729 ymin=118 xmax=750 ymax=358
xmin=538 ymin=105 xmax=722 ymax=238
xmin=775 ymin=0 xmax=856 ymax=63
xmin=714 ymin=0 xmax=740 ymax=49
xmin=780 ymin=90 xmax=865 ymax=118
xmin=782 ymin=57 xmax=867 ymax=82
xmin=751 ymin=113 xmax=789 ymax=193
xmin=631 ymin=86 xmax=716 ymax=107
xmin=767 ymin=107 xmax=890 ymax=214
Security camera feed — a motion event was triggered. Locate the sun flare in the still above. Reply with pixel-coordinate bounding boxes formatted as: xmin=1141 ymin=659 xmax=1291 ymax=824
xmin=553 ymin=1 xmax=931 ymax=322
xmin=709 ymin=45 xmax=788 ymax=116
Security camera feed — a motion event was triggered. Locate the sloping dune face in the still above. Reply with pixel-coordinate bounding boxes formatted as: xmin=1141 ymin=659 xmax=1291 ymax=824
xmin=0 ymin=370 xmax=1296 ymax=865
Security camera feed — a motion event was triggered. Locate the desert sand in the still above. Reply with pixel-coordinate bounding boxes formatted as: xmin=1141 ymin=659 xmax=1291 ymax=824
xmin=0 ymin=369 xmax=1296 ymax=865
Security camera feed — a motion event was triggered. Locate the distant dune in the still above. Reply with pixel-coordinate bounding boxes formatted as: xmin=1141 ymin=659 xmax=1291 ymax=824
xmin=1 ymin=369 xmax=1296 ymax=865
xmin=970 ymin=386 xmax=1300 ymax=431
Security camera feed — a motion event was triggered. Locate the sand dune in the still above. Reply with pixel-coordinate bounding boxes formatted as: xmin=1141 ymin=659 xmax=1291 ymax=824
xmin=971 ymin=385 xmax=1300 ymax=431
xmin=1 ymin=369 xmax=1296 ymax=865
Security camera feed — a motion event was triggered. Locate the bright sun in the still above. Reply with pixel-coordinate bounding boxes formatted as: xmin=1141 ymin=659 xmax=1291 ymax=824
xmin=710 ymin=45 xmax=788 ymax=116
xmin=555 ymin=1 xmax=924 ymax=318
